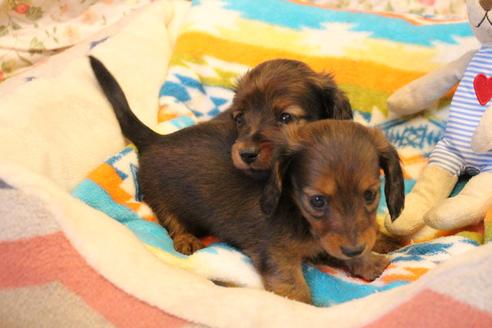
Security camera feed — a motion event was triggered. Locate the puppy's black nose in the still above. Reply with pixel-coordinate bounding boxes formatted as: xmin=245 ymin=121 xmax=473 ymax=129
xmin=341 ymin=244 xmax=365 ymax=257
xmin=240 ymin=149 xmax=258 ymax=164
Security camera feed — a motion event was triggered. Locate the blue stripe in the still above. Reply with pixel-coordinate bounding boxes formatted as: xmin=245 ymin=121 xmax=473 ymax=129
xmin=448 ymin=121 xmax=477 ymax=133
xmin=429 ymin=158 xmax=460 ymax=174
xmin=446 ymin=124 xmax=479 ymax=131
xmin=468 ymin=64 xmax=492 ymax=71
xmin=213 ymin=0 xmax=472 ymax=46
xmin=432 ymin=147 xmax=463 ymax=161
xmin=448 ymin=140 xmax=474 ymax=149
xmin=429 ymin=157 xmax=461 ymax=171
xmin=468 ymin=58 xmax=492 ymax=65
xmin=449 ymin=106 xmax=483 ymax=114
xmin=447 ymin=116 xmax=480 ymax=124
xmin=448 ymin=135 xmax=472 ymax=144
xmin=453 ymin=93 xmax=478 ymax=101
xmin=73 ymin=180 xmax=141 ymax=224
xmin=445 ymin=128 xmax=474 ymax=138
xmin=448 ymin=111 xmax=482 ymax=119
xmin=451 ymin=98 xmax=481 ymax=107
xmin=431 ymin=150 xmax=463 ymax=165
xmin=450 ymin=106 xmax=484 ymax=115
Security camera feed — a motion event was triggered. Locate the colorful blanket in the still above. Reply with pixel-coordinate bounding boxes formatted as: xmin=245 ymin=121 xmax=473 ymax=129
xmin=74 ymin=0 xmax=491 ymax=307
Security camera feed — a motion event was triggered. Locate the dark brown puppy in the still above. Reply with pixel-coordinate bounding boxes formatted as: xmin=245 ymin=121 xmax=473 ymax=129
xmin=254 ymin=120 xmax=404 ymax=303
xmin=228 ymin=60 xmax=352 ymax=176
xmin=89 ymin=56 xmax=352 ymax=254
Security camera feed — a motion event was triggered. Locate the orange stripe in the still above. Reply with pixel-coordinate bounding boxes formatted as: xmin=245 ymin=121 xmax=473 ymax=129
xmin=88 ymin=163 xmax=139 ymax=212
xmin=382 ymin=266 xmax=429 ymax=283
xmin=173 ymin=32 xmax=425 ymax=93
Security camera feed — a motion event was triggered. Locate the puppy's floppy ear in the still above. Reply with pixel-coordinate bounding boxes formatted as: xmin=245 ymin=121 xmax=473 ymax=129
xmin=316 ymin=73 xmax=353 ymax=120
xmin=260 ymin=155 xmax=286 ymax=216
xmin=369 ymin=128 xmax=405 ymax=221
xmin=260 ymin=126 xmax=303 ymax=216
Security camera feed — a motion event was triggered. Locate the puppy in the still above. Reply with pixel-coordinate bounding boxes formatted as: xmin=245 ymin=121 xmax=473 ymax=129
xmin=89 ymin=56 xmax=352 ymax=254
xmin=254 ymin=120 xmax=404 ymax=303
xmin=227 ymin=59 xmax=353 ymax=177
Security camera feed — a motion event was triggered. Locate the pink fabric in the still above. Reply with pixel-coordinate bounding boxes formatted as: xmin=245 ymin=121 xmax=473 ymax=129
xmin=366 ymin=289 xmax=492 ymax=327
xmin=0 ymin=232 xmax=188 ymax=328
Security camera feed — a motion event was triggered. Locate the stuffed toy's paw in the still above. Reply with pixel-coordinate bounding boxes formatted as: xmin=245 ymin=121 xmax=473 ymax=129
xmin=387 ymin=83 xmax=428 ymax=116
xmin=425 ymin=172 xmax=492 ymax=230
xmin=385 ymin=165 xmax=457 ymax=236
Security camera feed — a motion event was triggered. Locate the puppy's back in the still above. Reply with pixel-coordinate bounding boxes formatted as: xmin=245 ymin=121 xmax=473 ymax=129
xmin=139 ymin=119 xmax=266 ymax=240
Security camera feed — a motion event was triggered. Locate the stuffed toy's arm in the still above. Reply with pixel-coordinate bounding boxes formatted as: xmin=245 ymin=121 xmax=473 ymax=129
xmin=387 ymin=50 xmax=476 ymax=116
xmin=472 ymin=106 xmax=492 ymax=153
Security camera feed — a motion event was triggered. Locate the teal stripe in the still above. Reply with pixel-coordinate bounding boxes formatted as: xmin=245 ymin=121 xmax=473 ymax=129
xmin=73 ymin=179 xmax=187 ymax=258
xmin=72 ymin=180 xmax=140 ymax=224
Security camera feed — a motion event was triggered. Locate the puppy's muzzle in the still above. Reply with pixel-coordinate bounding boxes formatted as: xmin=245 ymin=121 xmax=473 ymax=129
xmin=240 ymin=148 xmax=259 ymax=164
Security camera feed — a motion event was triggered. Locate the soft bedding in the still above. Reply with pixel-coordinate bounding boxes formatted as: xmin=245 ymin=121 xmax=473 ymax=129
xmin=74 ymin=0 xmax=490 ymax=307
xmin=0 ymin=0 xmax=153 ymax=81
xmin=1 ymin=0 xmax=492 ymax=327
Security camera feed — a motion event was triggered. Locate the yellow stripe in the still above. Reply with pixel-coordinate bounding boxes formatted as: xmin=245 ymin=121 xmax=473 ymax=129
xmin=182 ymin=19 xmax=448 ymax=72
xmin=173 ymin=32 xmax=426 ymax=93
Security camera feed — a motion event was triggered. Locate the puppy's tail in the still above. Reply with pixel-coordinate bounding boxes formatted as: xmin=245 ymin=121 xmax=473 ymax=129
xmin=89 ymin=56 xmax=159 ymax=150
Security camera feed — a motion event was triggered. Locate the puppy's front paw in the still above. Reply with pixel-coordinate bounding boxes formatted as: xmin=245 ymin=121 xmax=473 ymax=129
xmin=264 ymin=278 xmax=312 ymax=304
xmin=260 ymin=258 xmax=312 ymax=304
xmin=173 ymin=233 xmax=204 ymax=255
xmin=345 ymin=253 xmax=390 ymax=281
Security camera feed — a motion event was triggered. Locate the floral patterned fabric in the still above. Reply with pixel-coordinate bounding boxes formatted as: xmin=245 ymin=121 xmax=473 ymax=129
xmin=0 ymin=0 xmax=151 ymax=82
xmin=0 ymin=0 xmax=467 ymax=82
xmin=300 ymin=0 xmax=466 ymax=18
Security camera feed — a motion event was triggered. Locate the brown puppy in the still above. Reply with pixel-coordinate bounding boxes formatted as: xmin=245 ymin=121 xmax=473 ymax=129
xmin=254 ymin=120 xmax=404 ymax=303
xmin=89 ymin=56 xmax=352 ymax=254
xmin=228 ymin=60 xmax=352 ymax=176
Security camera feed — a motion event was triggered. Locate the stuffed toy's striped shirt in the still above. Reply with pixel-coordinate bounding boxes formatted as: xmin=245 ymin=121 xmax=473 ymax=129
xmin=429 ymin=46 xmax=492 ymax=175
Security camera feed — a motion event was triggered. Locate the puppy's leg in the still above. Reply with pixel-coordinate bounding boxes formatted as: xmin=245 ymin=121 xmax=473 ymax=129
xmin=372 ymin=232 xmax=402 ymax=254
xmin=255 ymin=254 xmax=312 ymax=304
xmin=158 ymin=211 xmax=204 ymax=255
xmin=343 ymin=253 xmax=390 ymax=281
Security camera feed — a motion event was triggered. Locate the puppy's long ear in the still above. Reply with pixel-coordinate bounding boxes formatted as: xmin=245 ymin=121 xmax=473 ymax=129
xmin=260 ymin=127 xmax=302 ymax=216
xmin=370 ymin=128 xmax=405 ymax=221
xmin=260 ymin=154 xmax=286 ymax=216
xmin=316 ymin=73 xmax=353 ymax=120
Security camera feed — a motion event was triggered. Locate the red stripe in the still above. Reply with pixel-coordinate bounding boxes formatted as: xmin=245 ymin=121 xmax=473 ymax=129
xmin=0 ymin=233 xmax=187 ymax=327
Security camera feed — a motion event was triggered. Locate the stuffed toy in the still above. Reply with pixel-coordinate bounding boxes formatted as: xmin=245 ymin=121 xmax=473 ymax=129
xmin=384 ymin=0 xmax=492 ymax=237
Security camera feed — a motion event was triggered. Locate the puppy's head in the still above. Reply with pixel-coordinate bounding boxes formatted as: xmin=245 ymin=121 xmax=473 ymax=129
xmin=260 ymin=121 xmax=404 ymax=260
xmin=229 ymin=59 xmax=352 ymax=177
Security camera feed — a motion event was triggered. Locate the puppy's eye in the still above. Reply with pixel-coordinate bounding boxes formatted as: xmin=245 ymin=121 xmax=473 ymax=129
xmin=234 ymin=113 xmax=244 ymax=125
xmin=309 ymin=195 xmax=327 ymax=209
xmin=278 ymin=112 xmax=294 ymax=124
xmin=364 ymin=190 xmax=377 ymax=204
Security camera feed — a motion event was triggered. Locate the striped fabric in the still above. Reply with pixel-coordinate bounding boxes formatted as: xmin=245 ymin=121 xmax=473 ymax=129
xmin=429 ymin=46 xmax=492 ymax=175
